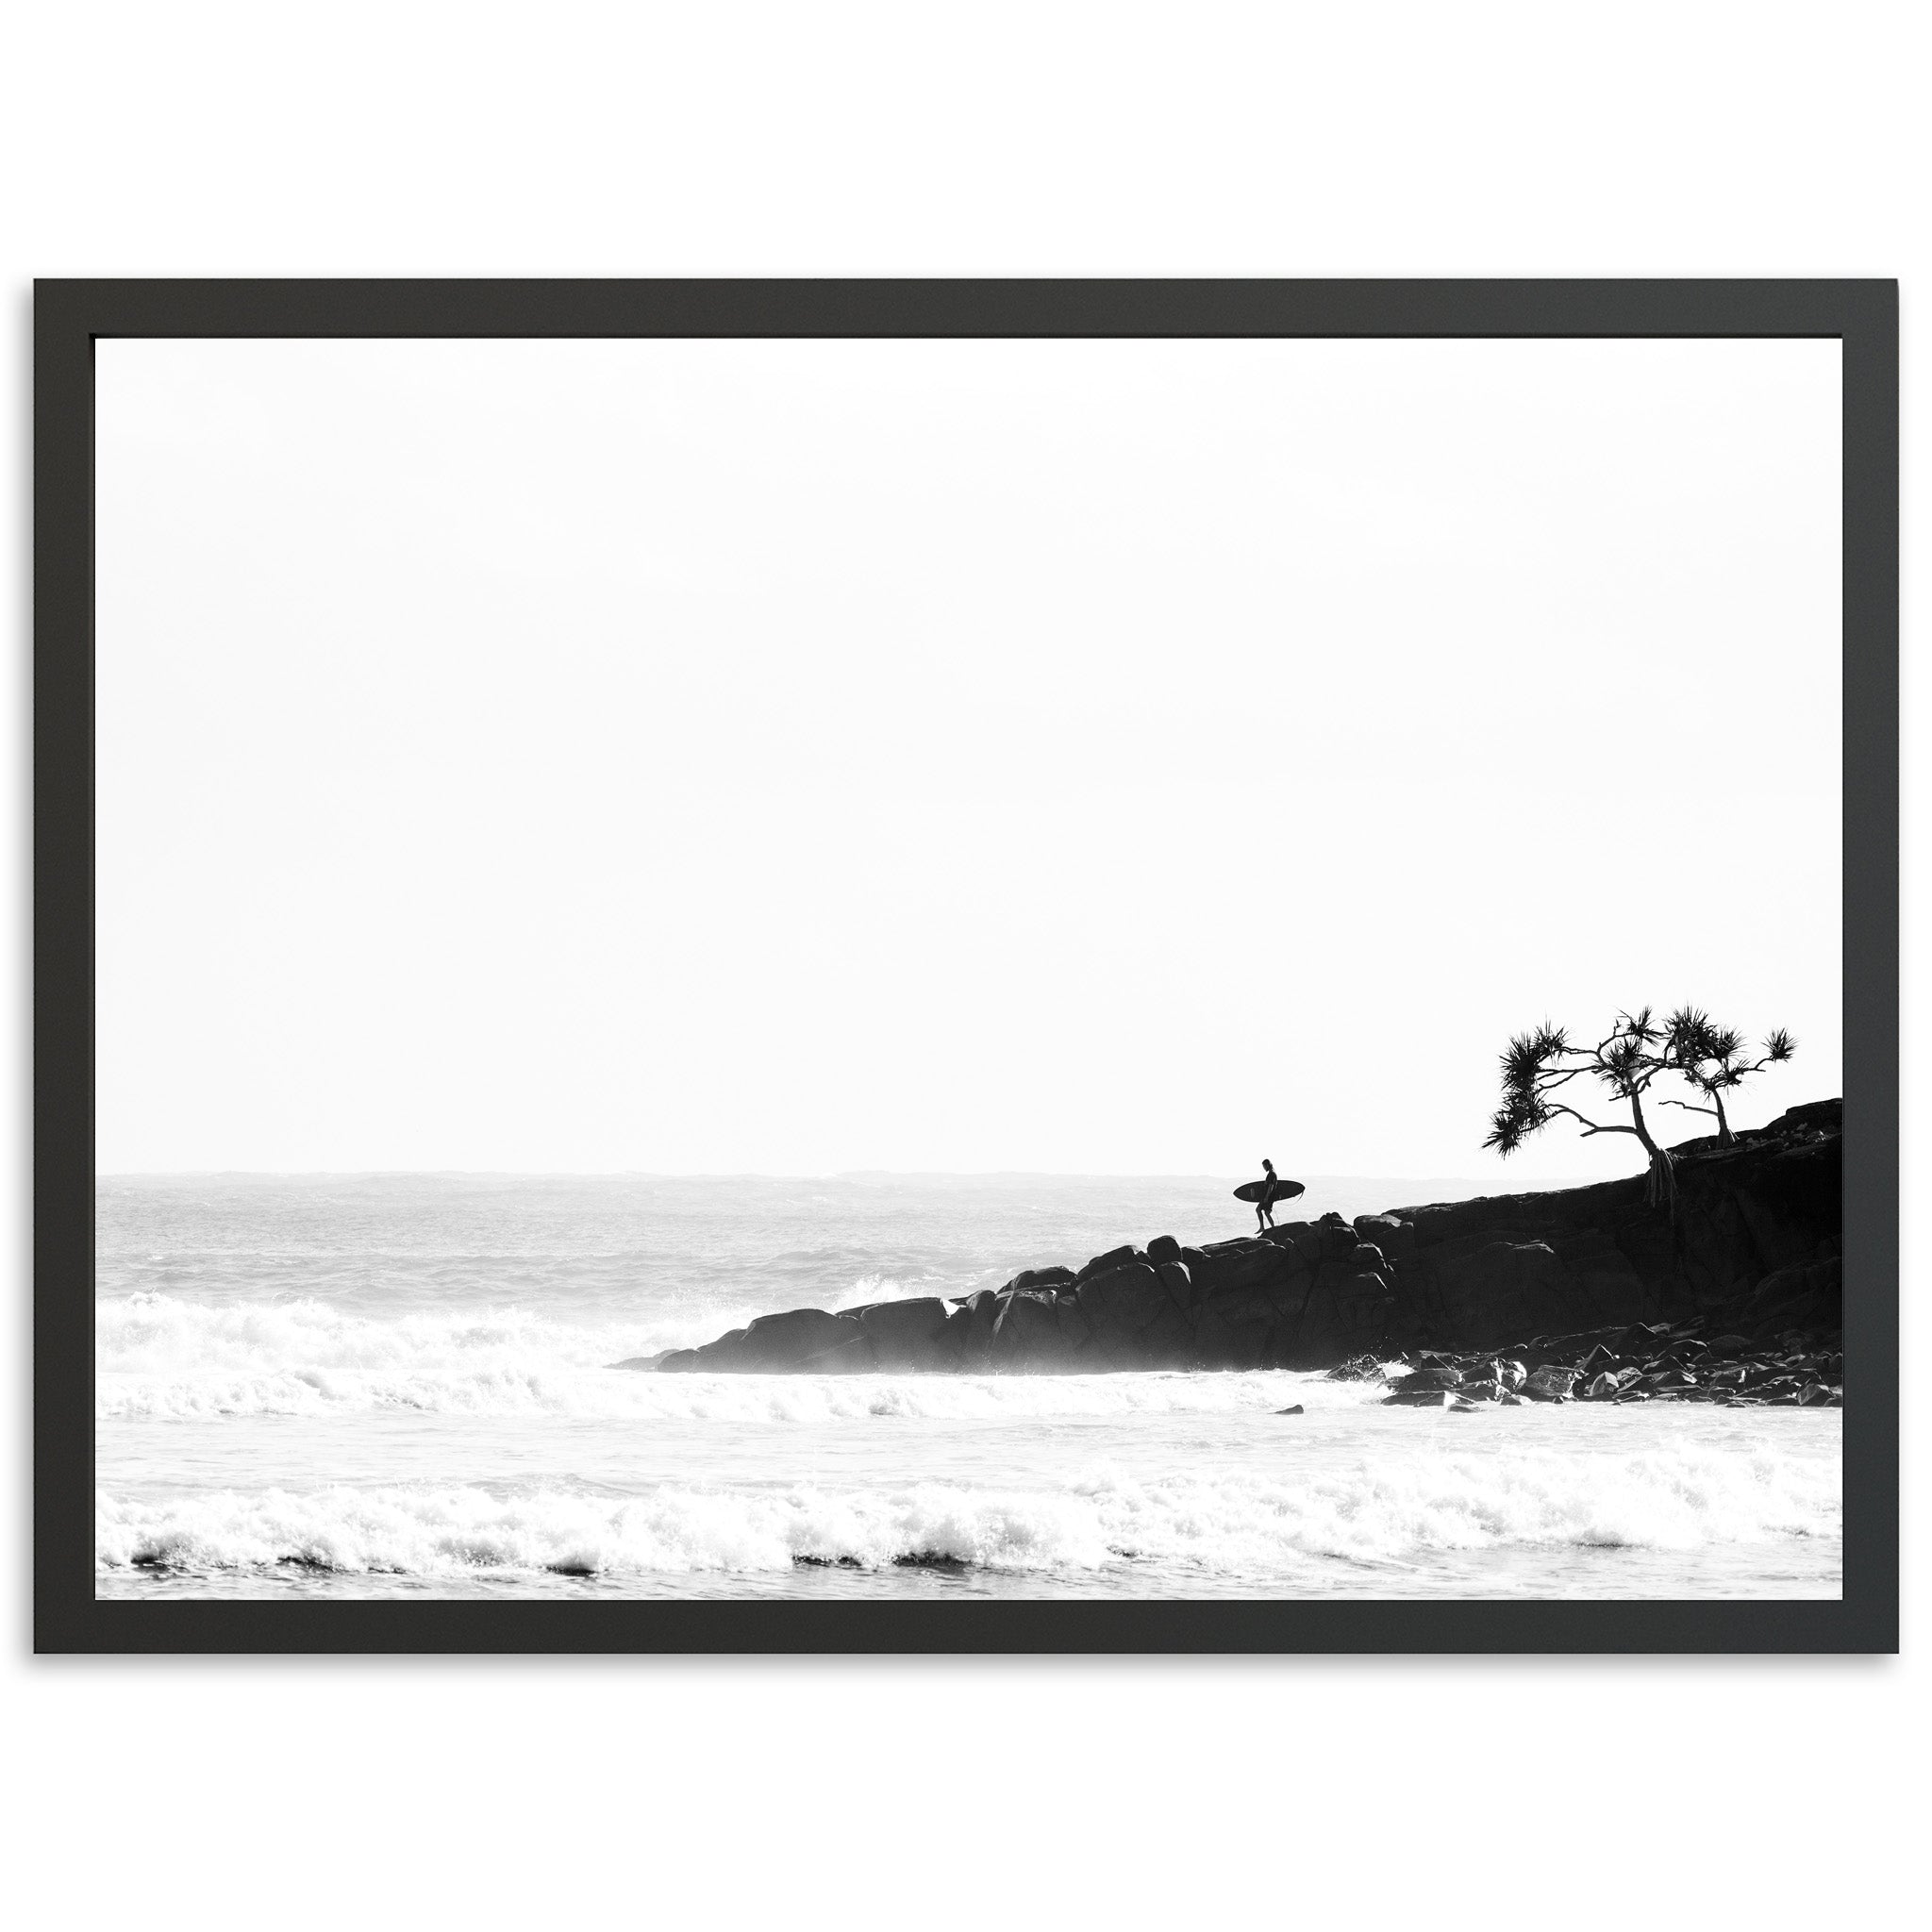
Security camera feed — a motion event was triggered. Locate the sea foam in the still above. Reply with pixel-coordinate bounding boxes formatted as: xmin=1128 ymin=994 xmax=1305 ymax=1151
xmin=95 ymin=1291 xmax=1386 ymax=1421
xmin=95 ymin=1441 xmax=1840 ymax=1582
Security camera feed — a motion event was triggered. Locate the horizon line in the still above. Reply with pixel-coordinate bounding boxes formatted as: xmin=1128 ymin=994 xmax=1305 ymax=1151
xmin=95 ymin=1166 xmax=1592 ymax=1185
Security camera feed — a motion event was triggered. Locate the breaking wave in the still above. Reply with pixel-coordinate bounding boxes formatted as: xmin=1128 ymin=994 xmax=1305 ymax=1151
xmin=96 ymin=1443 xmax=1838 ymax=1581
xmin=97 ymin=1291 xmax=1392 ymax=1421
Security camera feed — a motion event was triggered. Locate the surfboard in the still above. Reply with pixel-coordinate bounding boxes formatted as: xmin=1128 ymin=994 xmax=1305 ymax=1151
xmin=1233 ymin=1177 xmax=1306 ymax=1204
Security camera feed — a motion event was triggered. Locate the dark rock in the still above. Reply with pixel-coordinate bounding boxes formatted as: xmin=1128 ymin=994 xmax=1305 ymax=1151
xmin=656 ymin=1349 xmax=700 ymax=1374
xmin=990 ymin=1291 xmax=1070 ymax=1368
xmin=1265 ymin=1222 xmax=1326 ymax=1266
xmin=1742 ymin=1255 xmax=1841 ymax=1328
xmin=1208 ymin=1278 xmax=1297 ymax=1327
xmin=1155 ymin=1259 xmax=1195 ymax=1307
xmin=859 ymin=1296 xmax=957 ymax=1370
xmin=738 ymin=1307 xmax=861 ymax=1369
xmin=1192 ymin=1239 xmax=1291 ymax=1297
xmin=859 ymin=1296 xmax=949 ymax=1341
xmin=1331 ymin=1267 xmax=1396 ymax=1307
xmin=1399 ymin=1237 xmax=1572 ymax=1350
xmin=1317 ymin=1217 xmax=1359 ymax=1260
xmin=1074 ymin=1245 xmax=1140 ymax=1284
xmin=1385 ymin=1383 xmax=1457 ymax=1407
xmin=691 ymin=1327 xmax=753 ymax=1370
xmin=1354 ymin=1213 xmax=1415 ymax=1257
xmin=1011 ymin=1265 xmax=1076 ymax=1292
xmin=1057 ymin=1296 xmax=1093 ymax=1351
xmin=1075 ymin=1261 xmax=1171 ymax=1333
xmin=1325 ymin=1354 xmax=1385 ymax=1383
xmin=1275 ymin=1405 xmax=1306 ymax=1416
xmin=1522 ymin=1365 xmax=1577 ymax=1402
xmin=801 ymin=1334 xmax=879 ymax=1374
xmin=1192 ymin=1305 xmax=1269 ymax=1370
xmin=949 ymin=1291 xmax=998 ymax=1368
xmin=1146 ymin=1234 xmax=1182 ymax=1265
xmin=1655 ymin=1341 xmax=1707 ymax=1369
xmin=1620 ymin=1321 xmax=1671 ymax=1352
xmin=1563 ymin=1238 xmax=1649 ymax=1313
xmin=1138 ymin=1300 xmax=1196 ymax=1364
xmin=608 ymin=1352 xmax=671 ymax=1371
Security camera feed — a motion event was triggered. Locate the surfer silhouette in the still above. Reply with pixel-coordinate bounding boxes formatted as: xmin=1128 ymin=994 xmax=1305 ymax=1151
xmin=1255 ymin=1158 xmax=1280 ymax=1232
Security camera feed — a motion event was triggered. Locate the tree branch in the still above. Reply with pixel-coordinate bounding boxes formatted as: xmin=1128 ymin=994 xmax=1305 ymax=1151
xmin=1531 ymin=1063 xmax=1593 ymax=1093
xmin=1545 ymin=1103 xmax=1639 ymax=1139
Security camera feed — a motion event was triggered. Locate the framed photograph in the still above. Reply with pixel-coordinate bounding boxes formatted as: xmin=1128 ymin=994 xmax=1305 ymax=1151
xmin=36 ymin=280 xmax=1897 ymax=1653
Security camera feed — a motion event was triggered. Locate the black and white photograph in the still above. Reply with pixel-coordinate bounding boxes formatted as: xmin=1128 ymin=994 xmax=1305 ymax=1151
xmin=12 ymin=9 xmax=1923 ymax=1925
xmin=81 ymin=317 xmax=1857 ymax=1609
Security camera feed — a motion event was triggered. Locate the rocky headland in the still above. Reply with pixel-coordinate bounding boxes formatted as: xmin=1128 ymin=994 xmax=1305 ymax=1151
xmin=631 ymin=1099 xmax=1843 ymax=1405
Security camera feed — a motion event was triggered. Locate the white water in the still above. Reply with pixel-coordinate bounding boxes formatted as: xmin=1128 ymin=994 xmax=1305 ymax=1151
xmin=95 ymin=1174 xmax=1841 ymax=1601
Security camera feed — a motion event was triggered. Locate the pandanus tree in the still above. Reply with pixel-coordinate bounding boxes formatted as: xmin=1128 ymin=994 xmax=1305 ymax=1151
xmin=1657 ymin=1008 xmax=1797 ymax=1147
xmin=1482 ymin=1007 xmax=1786 ymax=1209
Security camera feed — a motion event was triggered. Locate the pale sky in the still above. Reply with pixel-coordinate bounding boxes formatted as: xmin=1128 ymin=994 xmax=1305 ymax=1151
xmin=95 ymin=337 xmax=1841 ymax=1177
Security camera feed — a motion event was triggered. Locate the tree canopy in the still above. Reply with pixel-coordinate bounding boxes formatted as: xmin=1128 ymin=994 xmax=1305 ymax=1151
xmin=1657 ymin=1008 xmax=1797 ymax=1146
xmin=1485 ymin=1006 xmax=1795 ymax=1207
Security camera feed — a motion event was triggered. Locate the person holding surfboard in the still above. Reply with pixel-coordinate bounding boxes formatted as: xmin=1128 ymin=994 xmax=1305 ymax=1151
xmin=1254 ymin=1158 xmax=1281 ymax=1232
xmin=1231 ymin=1164 xmax=1304 ymax=1224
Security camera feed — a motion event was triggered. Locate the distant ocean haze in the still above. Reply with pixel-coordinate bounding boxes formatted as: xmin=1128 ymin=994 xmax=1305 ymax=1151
xmin=96 ymin=1171 xmax=1588 ymax=1341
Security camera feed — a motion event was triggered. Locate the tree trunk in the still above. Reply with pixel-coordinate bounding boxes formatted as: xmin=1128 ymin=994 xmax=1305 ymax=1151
xmin=1628 ymin=1089 xmax=1676 ymax=1213
xmin=1713 ymin=1090 xmax=1734 ymax=1146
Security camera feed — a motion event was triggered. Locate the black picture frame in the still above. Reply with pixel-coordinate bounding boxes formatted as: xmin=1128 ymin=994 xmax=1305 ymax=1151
xmin=36 ymin=278 xmax=1899 ymax=1655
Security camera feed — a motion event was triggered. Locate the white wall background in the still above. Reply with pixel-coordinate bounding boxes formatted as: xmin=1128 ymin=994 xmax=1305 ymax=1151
xmin=5 ymin=4 xmax=1920 ymax=1928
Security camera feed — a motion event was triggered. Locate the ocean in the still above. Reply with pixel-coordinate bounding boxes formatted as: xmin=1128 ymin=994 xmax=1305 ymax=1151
xmin=94 ymin=1174 xmax=1842 ymax=1601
